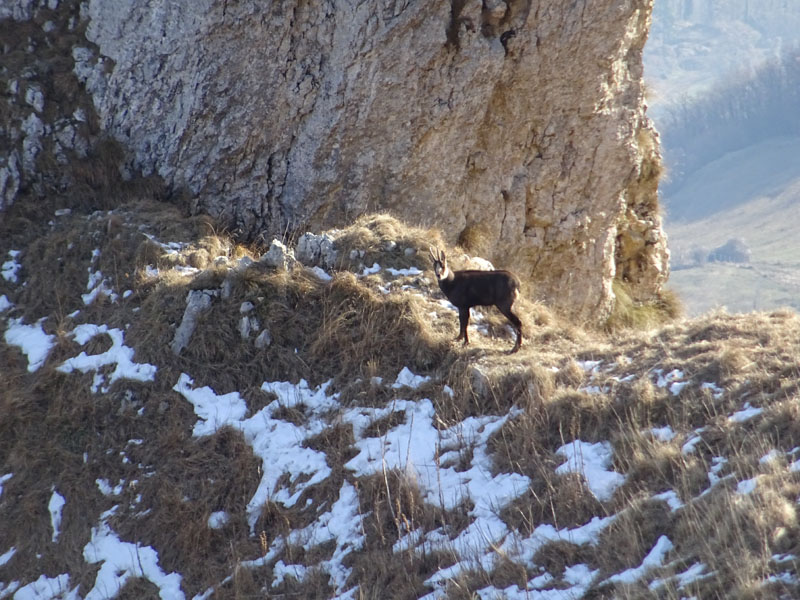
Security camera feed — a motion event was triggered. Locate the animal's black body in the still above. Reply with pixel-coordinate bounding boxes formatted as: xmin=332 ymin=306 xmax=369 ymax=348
xmin=429 ymin=247 xmax=523 ymax=353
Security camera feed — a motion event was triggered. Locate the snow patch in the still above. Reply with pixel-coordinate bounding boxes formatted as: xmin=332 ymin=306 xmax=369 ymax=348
xmin=606 ymin=535 xmax=673 ymax=584
xmin=392 ymin=366 xmax=431 ymax=389
xmin=681 ymin=429 xmax=706 ymax=455
xmin=675 ymin=562 xmax=711 ymax=588
xmin=82 ymin=248 xmax=118 ymax=305
xmin=271 ymin=560 xmax=308 ymax=588
xmin=649 ymin=561 xmax=711 ymax=591
xmin=555 ymin=440 xmax=626 ymax=502
xmin=96 ymin=479 xmax=124 ymax=496
xmin=700 ymin=382 xmax=724 ymax=399
xmin=49 ymin=490 xmax=66 ymax=543
xmin=499 ymin=515 xmax=616 ymax=575
xmin=707 ymin=456 xmax=728 ymax=488
xmin=359 ymin=262 xmax=381 ymax=276
xmin=654 ymin=369 xmax=687 ymax=396
xmin=1 ymin=250 xmax=21 ymax=282
xmin=57 ymin=324 xmax=157 ymax=393
xmin=475 ymin=563 xmax=599 ymax=600
xmin=653 ymin=490 xmax=684 ymax=512
xmin=649 ymin=426 xmax=676 ymax=442
xmin=0 ymin=473 xmax=12 ymax=498
xmin=728 ymin=402 xmax=763 ymax=423
xmin=286 ymin=482 xmax=364 ymax=594
xmin=759 ymin=449 xmax=781 ymax=465
xmin=83 ymin=521 xmax=185 ymax=600
xmin=4 ymin=318 xmax=55 ymax=372
xmin=385 ymin=266 xmax=422 ymax=276
xmin=173 ymin=374 xmax=248 ymax=437
xmin=736 ymin=477 xmax=758 ymax=495
xmin=0 ymin=546 xmax=16 ymax=566
xmin=0 ymin=294 xmax=12 ymax=312
xmin=175 ymin=375 xmax=338 ymax=532
xmin=10 ymin=574 xmax=77 ymax=600
xmin=207 ymin=511 xmax=229 ymax=529
xmin=344 ymin=399 xmax=529 ymax=589
xmin=577 ymin=359 xmax=602 ymax=372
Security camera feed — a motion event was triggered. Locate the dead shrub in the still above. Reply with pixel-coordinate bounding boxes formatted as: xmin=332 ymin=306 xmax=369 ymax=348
xmin=501 ymin=470 xmax=605 ymax=534
xmin=595 ymin=498 xmax=674 ymax=576
xmin=347 ymin=469 xmax=461 ymax=599
xmin=533 ymin=539 xmax=595 ymax=578
xmin=334 ymin=213 xmax=445 ymax=274
xmin=456 ymin=222 xmax=491 ymax=255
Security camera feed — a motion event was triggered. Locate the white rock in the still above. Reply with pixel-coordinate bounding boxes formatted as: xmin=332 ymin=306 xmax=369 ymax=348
xmin=239 ymin=316 xmax=252 ymax=339
xmin=21 ymin=113 xmax=44 ymax=173
xmin=255 ymin=329 xmax=272 ymax=349
xmin=235 ymin=256 xmax=254 ymax=271
xmin=261 ymin=239 xmax=295 ymax=270
xmin=0 ymin=155 xmax=21 ymax=212
xmin=220 ymin=278 xmax=233 ymax=299
xmin=24 ymin=85 xmax=44 ymax=113
xmin=296 ymin=232 xmax=338 ymax=269
xmin=239 ymin=316 xmax=260 ymax=339
xmin=171 ymin=290 xmax=216 ymax=355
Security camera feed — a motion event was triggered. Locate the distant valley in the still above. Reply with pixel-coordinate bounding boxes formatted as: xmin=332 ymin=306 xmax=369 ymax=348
xmin=644 ymin=0 xmax=800 ymax=317
xmin=664 ymin=137 xmax=800 ymax=315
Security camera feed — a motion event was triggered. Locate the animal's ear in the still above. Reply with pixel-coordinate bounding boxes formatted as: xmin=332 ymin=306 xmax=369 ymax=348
xmin=429 ymin=246 xmax=439 ymax=263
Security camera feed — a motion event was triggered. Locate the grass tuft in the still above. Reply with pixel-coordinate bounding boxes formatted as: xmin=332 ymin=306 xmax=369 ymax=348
xmin=606 ymin=280 xmax=683 ymax=332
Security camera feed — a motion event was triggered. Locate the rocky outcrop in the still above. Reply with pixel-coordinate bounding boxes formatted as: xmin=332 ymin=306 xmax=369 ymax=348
xmin=0 ymin=2 xmax=94 ymax=212
xmin=2 ymin=0 xmax=668 ymax=321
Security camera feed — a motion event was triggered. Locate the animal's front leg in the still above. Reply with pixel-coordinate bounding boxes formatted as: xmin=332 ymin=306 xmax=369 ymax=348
xmin=457 ymin=308 xmax=470 ymax=345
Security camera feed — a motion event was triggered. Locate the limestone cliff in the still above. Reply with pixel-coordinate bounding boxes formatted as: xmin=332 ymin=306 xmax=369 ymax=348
xmin=0 ymin=0 xmax=668 ymax=322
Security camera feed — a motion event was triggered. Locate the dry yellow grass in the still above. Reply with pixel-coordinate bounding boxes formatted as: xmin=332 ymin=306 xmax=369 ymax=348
xmin=2 ymin=204 xmax=799 ymax=598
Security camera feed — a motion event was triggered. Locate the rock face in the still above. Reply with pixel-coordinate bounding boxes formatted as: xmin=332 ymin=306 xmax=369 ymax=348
xmin=0 ymin=2 xmax=97 ymax=213
xmin=2 ymin=0 xmax=668 ymax=321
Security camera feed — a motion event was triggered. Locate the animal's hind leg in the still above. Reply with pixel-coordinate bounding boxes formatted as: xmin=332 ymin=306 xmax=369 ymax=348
xmin=496 ymin=301 xmax=522 ymax=353
xmin=457 ymin=308 xmax=470 ymax=345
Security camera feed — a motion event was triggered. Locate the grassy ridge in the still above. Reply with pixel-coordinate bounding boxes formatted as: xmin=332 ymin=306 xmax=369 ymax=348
xmin=1 ymin=202 xmax=799 ymax=598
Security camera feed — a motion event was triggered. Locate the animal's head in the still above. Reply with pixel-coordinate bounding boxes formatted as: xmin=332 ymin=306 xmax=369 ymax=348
xmin=429 ymin=247 xmax=450 ymax=281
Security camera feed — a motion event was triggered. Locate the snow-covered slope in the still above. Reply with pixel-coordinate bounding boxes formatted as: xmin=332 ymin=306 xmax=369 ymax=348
xmin=1 ymin=206 xmax=799 ymax=598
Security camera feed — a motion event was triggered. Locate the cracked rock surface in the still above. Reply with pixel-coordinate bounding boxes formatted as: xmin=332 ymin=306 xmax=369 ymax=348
xmin=3 ymin=0 xmax=669 ymax=321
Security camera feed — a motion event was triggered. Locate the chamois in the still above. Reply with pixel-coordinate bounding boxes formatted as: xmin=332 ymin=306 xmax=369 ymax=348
xmin=429 ymin=247 xmax=523 ymax=353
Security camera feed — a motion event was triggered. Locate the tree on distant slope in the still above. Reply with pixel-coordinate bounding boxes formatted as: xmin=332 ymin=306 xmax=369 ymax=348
xmin=708 ymin=238 xmax=751 ymax=264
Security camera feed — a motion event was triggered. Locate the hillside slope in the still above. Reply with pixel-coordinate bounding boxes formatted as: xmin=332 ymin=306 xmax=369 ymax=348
xmin=644 ymin=0 xmax=800 ymax=115
xmin=665 ymin=136 xmax=800 ymax=315
xmin=2 ymin=203 xmax=800 ymax=599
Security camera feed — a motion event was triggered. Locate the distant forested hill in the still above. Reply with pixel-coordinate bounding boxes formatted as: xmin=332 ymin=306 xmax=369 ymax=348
xmin=645 ymin=0 xmax=800 ymax=112
xmin=655 ymin=47 xmax=800 ymax=220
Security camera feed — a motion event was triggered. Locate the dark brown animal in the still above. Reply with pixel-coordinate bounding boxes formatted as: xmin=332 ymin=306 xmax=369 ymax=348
xmin=429 ymin=247 xmax=522 ymax=353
